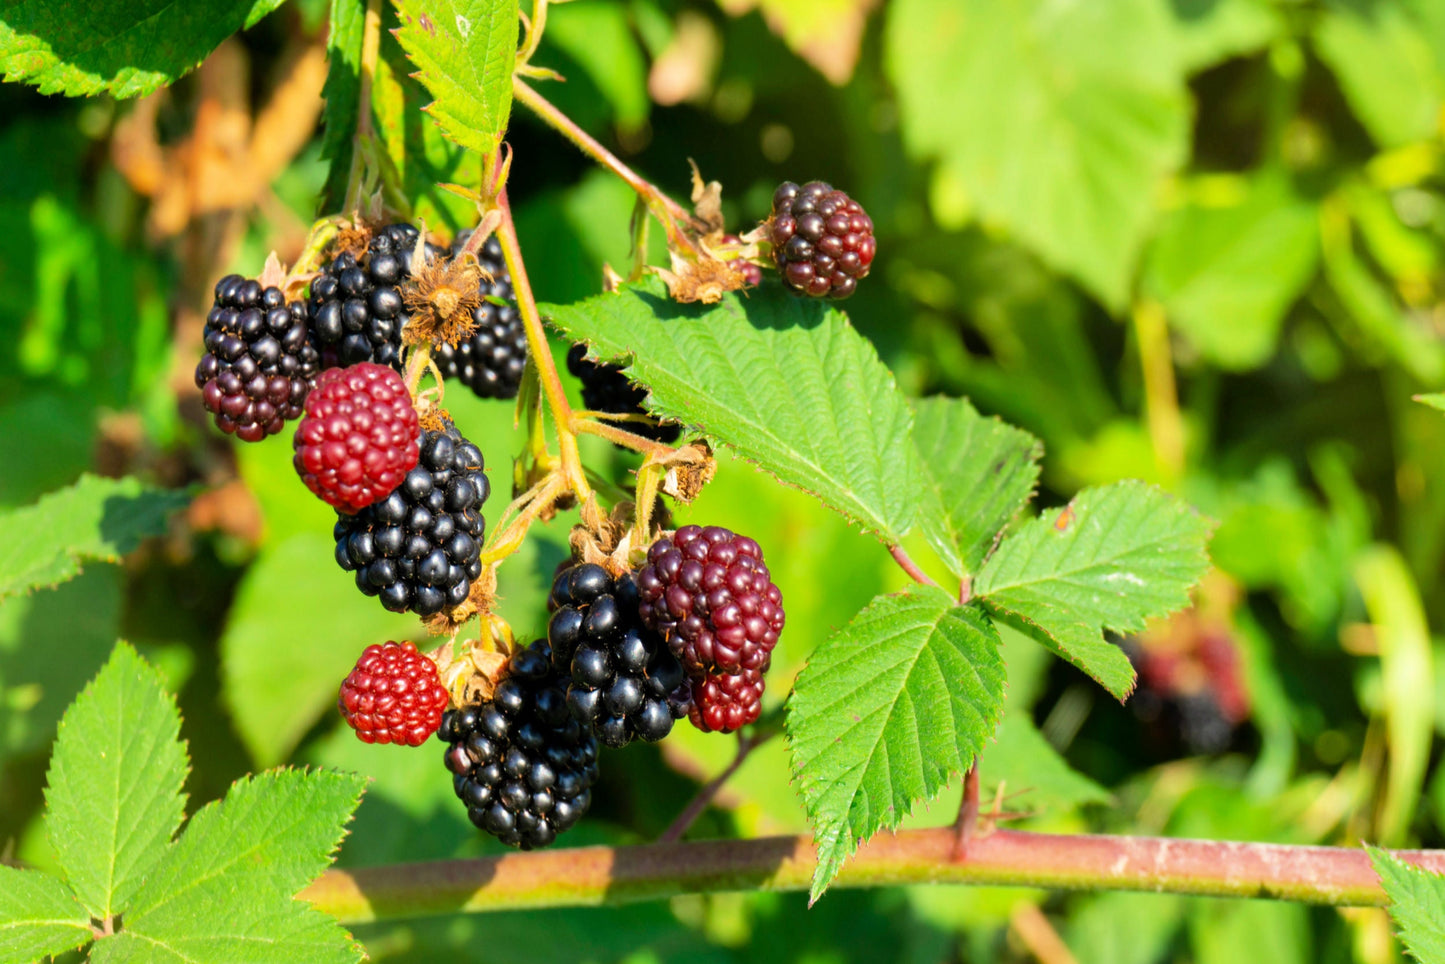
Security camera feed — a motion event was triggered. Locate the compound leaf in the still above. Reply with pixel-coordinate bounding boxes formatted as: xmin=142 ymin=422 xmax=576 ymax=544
xmin=44 ymin=642 xmax=188 ymax=920
xmin=394 ymin=0 xmax=519 ymax=157
xmin=0 ymin=865 xmax=92 ymax=964
xmin=788 ymin=586 xmax=1005 ymax=901
xmin=912 ymin=396 xmax=1041 ymax=578
xmin=1370 ymin=847 xmax=1445 ymax=964
xmin=974 ymin=482 xmax=1212 ymax=701
xmin=885 ymin=0 xmax=1190 ymax=307
xmin=0 ymin=0 xmax=286 ymax=99
xmin=0 ymin=474 xmax=189 ymax=602
xmin=544 ymin=279 xmax=916 ymax=542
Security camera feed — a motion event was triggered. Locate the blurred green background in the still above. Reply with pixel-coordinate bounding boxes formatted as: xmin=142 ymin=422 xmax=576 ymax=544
xmin=3 ymin=0 xmax=1445 ymax=960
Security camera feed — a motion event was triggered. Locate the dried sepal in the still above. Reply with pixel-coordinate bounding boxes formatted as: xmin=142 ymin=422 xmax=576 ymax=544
xmin=403 ymin=254 xmax=483 ymax=346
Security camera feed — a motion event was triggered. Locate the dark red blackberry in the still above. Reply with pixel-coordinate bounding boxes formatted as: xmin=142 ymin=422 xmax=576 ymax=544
xmin=440 ymin=640 xmax=599 ymax=849
xmin=338 ymin=641 xmax=449 ymax=746
xmin=565 ymin=343 xmax=681 ymax=445
xmin=546 ymin=563 xmax=691 ymax=748
xmin=309 ymin=223 xmax=441 ymax=372
xmin=293 ymin=362 xmax=420 ymax=514
xmin=194 ymin=275 xmax=320 ymax=442
xmin=636 ymin=525 xmax=785 ymax=675
xmin=768 ymin=181 xmax=875 ymax=299
xmin=688 ymin=667 xmax=765 ymax=734
xmin=719 ymin=234 xmax=763 ymax=287
xmin=333 ymin=420 xmax=489 ymax=616
xmin=433 ymin=233 xmax=528 ymax=400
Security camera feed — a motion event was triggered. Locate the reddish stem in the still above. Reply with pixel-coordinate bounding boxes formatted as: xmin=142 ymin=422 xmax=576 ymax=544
xmin=952 ymin=764 xmax=980 ymax=861
xmin=659 ymin=732 xmax=764 ymax=844
xmin=888 ymin=545 xmax=938 ymax=587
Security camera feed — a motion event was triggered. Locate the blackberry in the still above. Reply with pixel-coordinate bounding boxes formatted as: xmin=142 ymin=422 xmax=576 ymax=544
xmin=565 ymin=343 xmax=681 ymax=445
xmin=195 ymin=275 xmax=320 ymax=442
xmin=688 ymin=667 xmax=765 ymax=734
xmin=434 ymin=234 xmax=528 ymax=400
xmin=719 ymin=234 xmax=763 ymax=287
xmin=333 ymin=419 xmax=489 ymax=616
xmin=636 ymin=525 xmax=785 ymax=675
xmin=309 ymin=223 xmax=441 ymax=372
xmin=293 ymin=362 xmax=420 ymax=514
xmin=546 ymin=563 xmax=691 ymax=748
xmin=440 ymin=640 xmax=599 ymax=849
xmin=338 ymin=641 xmax=449 ymax=746
xmin=768 ymin=181 xmax=875 ymax=299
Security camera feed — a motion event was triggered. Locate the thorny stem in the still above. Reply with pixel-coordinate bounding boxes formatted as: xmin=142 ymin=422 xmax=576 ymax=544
xmin=888 ymin=544 xmax=938 ymax=587
xmin=631 ymin=462 xmax=664 ymax=549
xmin=658 ymin=731 xmax=771 ymax=844
xmin=952 ymin=764 xmax=981 ymax=861
xmin=572 ymin=417 xmax=677 ymax=460
xmin=301 ymin=830 xmax=1445 ymax=922
xmin=343 ymin=0 xmax=384 ymax=213
xmin=478 ymin=473 xmax=568 ymax=566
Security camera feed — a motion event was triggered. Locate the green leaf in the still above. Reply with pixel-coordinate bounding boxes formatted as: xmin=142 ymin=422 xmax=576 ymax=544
xmin=974 ymin=482 xmax=1213 ymax=700
xmin=1144 ymin=175 xmax=1319 ymax=371
xmin=44 ymin=642 xmax=188 ymax=920
xmin=394 ymin=0 xmax=520 ymax=157
xmin=787 ymin=586 xmax=1006 ymax=901
xmin=0 ymin=865 xmax=92 ymax=964
xmin=1370 ymin=847 xmax=1445 ymax=964
xmin=912 ymin=396 xmax=1041 ymax=578
xmin=986 ymin=710 xmax=1111 ymax=811
xmin=1170 ymin=0 xmax=1281 ymax=72
xmin=544 ymin=279 xmax=917 ymax=542
xmin=319 ymin=0 xmax=366 ymax=213
xmin=885 ymin=0 xmax=1190 ymax=307
xmin=542 ymin=0 xmax=650 ymax=130
xmin=0 ymin=0 xmax=281 ymax=98
xmin=221 ymin=532 xmax=418 ymax=766
xmin=1416 ymin=394 xmax=1445 ymax=414
xmin=1314 ymin=0 xmax=1443 ymax=149
xmin=0 ymin=474 xmax=189 ymax=601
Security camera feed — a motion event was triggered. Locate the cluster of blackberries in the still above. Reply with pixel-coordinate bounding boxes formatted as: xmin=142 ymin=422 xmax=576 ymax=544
xmin=433 ymin=233 xmax=529 ymax=400
xmin=333 ymin=420 xmax=489 ymax=617
xmin=441 ymin=640 xmax=599 ymax=850
xmin=547 ymin=564 xmax=691 ymax=748
xmin=565 ymin=344 xmax=681 ymax=444
xmin=195 ymin=276 xmax=321 ymax=441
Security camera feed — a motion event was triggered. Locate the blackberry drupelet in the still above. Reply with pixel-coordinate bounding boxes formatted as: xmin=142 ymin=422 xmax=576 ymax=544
xmin=768 ymin=181 xmax=875 ymax=299
xmin=688 ymin=667 xmax=765 ymax=734
xmin=433 ymin=234 xmax=529 ymax=400
xmin=195 ymin=275 xmax=320 ymax=442
xmin=440 ymin=640 xmax=600 ymax=849
xmin=309 ymin=223 xmax=441 ymax=372
xmin=333 ymin=419 xmax=489 ymax=616
xmin=636 ymin=525 xmax=785 ymax=675
xmin=338 ymin=641 xmax=449 ymax=745
xmin=546 ymin=563 xmax=691 ymax=748
xmin=565 ymin=343 xmax=681 ymax=444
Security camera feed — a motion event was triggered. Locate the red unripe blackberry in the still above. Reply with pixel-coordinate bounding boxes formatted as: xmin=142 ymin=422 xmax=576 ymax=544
xmin=309 ymin=224 xmax=441 ymax=372
xmin=546 ymin=563 xmax=691 ymax=748
xmin=434 ymin=233 xmax=528 ymax=400
xmin=719 ymin=234 xmax=762 ymax=287
xmin=688 ymin=668 xmax=765 ymax=734
xmin=636 ymin=525 xmax=785 ymax=676
xmin=293 ymin=363 xmax=420 ymax=514
xmin=768 ymin=181 xmax=875 ymax=299
xmin=338 ymin=641 xmax=449 ymax=745
xmin=440 ymin=640 xmax=600 ymax=849
xmin=333 ymin=420 xmax=489 ymax=616
xmin=195 ymin=275 xmax=320 ymax=442
xmin=565 ymin=344 xmax=681 ymax=445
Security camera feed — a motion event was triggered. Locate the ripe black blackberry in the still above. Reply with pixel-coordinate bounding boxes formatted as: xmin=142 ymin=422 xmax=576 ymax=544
xmin=195 ymin=275 xmax=320 ymax=442
xmin=565 ymin=344 xmax=681 ymax=444
xmin=309 ymin=223 xmax=441 ymax=372
xmin=333 ymin=419 xmax=489 ymax=616
xmin=768 ymin=181 xmax=875 ymax=299
xmin=433 ymin=233 xmax=528 ymax=400
xmin=440 ymin=640 xmax=600 ymax=849
xmin=547 ymin=563 xmax=691 ymax=748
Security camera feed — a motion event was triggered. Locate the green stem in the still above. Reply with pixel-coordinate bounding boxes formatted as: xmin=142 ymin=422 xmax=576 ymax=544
xmin=301 ymin=830 xmax=1445 ymax=922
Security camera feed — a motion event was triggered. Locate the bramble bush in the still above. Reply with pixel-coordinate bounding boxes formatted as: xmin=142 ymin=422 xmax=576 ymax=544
xmin=3 ymin=0 xmax=1445 ymax=962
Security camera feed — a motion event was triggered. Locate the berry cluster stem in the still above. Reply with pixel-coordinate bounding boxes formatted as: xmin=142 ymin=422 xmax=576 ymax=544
xmin=658 ymin=731 xmax=768 ymax=844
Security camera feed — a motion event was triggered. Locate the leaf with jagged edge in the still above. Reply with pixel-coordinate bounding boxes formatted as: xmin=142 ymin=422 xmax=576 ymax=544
xmin=0 ymin=474 xmax=189 ymax=601
xmin=319 ymin=0 xmax=366 ymax=213
xmin=394 ymin=0 xmax=519 ymax=157
xmin=787 ymin=585 xmax=1006 ymax=902
xmin=974 ymin=481 xmax=1213 ymax=701
xmin=0 ymin=865 xmax=91 ymax=964
xmin=1370 ymin=847 xmax=1445 ymax=964
xmin=912 ymin=396 xmax=1042 ymax=578
xmin=44 ymin=642 xmax=188 ymax=921
xmin=543 ymin=279 xmax=916 ymax=542
xmin=0 ymin=0 xmax=287 ymax=99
